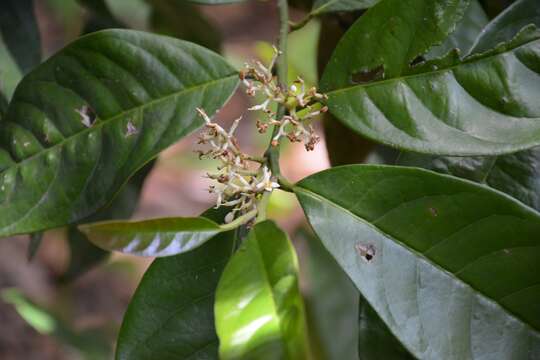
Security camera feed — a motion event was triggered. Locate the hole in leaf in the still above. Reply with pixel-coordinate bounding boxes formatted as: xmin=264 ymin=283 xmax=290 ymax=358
xmin=350 ymin=65 xmax=385 ymax=84
xmin=409 ymin=55 xmax=426 ymax=68
xmin=355 ymin=243 xmax=376 ymax=263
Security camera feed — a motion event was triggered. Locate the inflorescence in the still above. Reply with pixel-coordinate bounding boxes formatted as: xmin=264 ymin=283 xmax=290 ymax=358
xmin=196 ymin=47 xmax=327 ymax=224
xmin=241 ymin=47 xmax=328 ymax=151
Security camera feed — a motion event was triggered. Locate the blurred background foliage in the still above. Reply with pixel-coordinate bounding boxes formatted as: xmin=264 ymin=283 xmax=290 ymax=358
xmin=0 ymin=0 xmax=519 ymax=358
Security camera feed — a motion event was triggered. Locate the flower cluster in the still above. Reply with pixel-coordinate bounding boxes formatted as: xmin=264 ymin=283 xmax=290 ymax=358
xmin=196 ymin=108 xmax=279 ymax=223
xmin=240 ymin=47 xmax=328 ymax=151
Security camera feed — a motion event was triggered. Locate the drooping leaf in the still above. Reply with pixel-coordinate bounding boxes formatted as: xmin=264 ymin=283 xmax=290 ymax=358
xmin=358 ymin=298 xmax=413 ymax=359
xmin=147 ymin=0 xmax=222 ymax=53
xmin=115 ymin=228 xmax=236 ymax=360
xmin=295 ymin=165 xmax=540 ymax=359
xmin=310 ymin=0 xmax=379 ymax=16
xmin=324 ymin=25 xmax=540 ymax=155
xmin=0 ymin=0 xmax=41 ymax=74
xmin=80 ymin=216 xmax=223 ymax=257
xmin=471 ymin=0 xmax=540 ymax=54
xmin=320 ymin=0 xmax=471 ymax=89
xmin=428 ymin=0 xmax=488 ymax=58
xmin=0 ymin=29 xmax=238 ymax=238
xmin=296 ymin=228 xmax=359 ymax=360
xmin=321 ymin=0 xmax=540 ymax=156
xmin=398 ymin=0 xmax=540 ymax=211
xmin=215 ymin=220 xmax=308 ymax=360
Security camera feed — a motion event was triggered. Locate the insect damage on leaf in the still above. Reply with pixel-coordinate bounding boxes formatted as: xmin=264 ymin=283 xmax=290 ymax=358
xmin=125 ymin=120 xmax=139 ymax=137
xmin=75 ymin=105 xmax=97 ymax=128
xmin=355 ymin=243 xmax=376 ymax=263
xmin=351 ymin=65 xmax=385 ymax=84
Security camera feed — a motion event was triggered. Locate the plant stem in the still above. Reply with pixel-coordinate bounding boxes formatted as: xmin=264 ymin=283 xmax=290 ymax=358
xmin=256 ymin=192 xmax=272 ymax=223
xmin=289 ymin=15 xmax=312 ymax=32
xmin=264 ymin=0 xmax=289 ymax=177
xmin=219 ymin=209 xmax=258 ymax=231
xmin=277 ymin=175 xmax=294 ymax=192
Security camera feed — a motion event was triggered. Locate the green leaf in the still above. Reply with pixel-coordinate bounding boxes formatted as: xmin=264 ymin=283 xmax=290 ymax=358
xmin=297 ymin=228 xmax=359 ymax=360
xmin=115 ymin=227 xmax=236 ymax=360
xmin=324 ymin=24 xmax=540 ymax=155
xmin=79 ymin=216 xmax=222 ymax=257
xmin=471 ymin=0 xmax=540 ymax=54
xmin=321 ymin=0 xmax=471 ymax=89
xmin=215 ymin=220 xmax=308 ymax=360
xmin=428 ymin=0 xmax=489 ymax=58
xmin=398 ymin=147 xmax=540 ymax=211
xmin=148 ymin=0 xmax=222 ymax=53
xmin=62 ymin=162 xmax=152 ymax=281
xmin=0 ymin=0 xmax=41 ymax=74
xmin=0 ymin=29 xmax=238 ymax=238
xmin=2 ymin=287 xmax=112 ymax=358
xmin=62 ymin=226 xmax=109 ymax=280
xmin=397 ymin=0 xmax=540 ymax=211
xmin=358 ymin=298 xmax=413 ymax=359
xmin=311 ymin=0 xmax=379 ymax=16
xmin=295 ymin=165 xmax=540 ymax=359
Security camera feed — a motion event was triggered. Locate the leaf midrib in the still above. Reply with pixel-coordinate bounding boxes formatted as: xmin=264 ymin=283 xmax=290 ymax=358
xmin=249 ymin=228 xmax=290 ymax=355
xmin=1 ymin=74 xmax=237 ymax=173
xmin=325 ymin=36 xmax=539 ymax=95
xmin=294 ymin=185 xmax=540 ymax=332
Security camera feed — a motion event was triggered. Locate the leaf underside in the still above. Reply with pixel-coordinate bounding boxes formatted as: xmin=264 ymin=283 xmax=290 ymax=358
xmin=79 ymin=216 xmax=222 ymax=257
xmin=295 ymin=165 xmax=540 ymax=359
xmin=0 ymin=29 xmax=238 ymax=237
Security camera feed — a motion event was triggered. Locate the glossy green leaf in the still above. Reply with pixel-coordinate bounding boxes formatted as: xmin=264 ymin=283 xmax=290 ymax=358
xmin=320 ymin=0 xmax=470 ymax=88
xmin=322 ymin=0 xmax=540 ymax=156
xmin=428 ymin=0 xmax=488 ymax=58
xmin=358 ymin=298 xmax=413 ymax=359
xmin=311 ymin=0 xmax=379 ymax=16
xmin=148 ymin=0 xmax=222 ymax=53
xmin=397 ymin=0 xmax=540 ymax=211
xmin=116 ymin=228 xmax=236 ymax=360
xmin=0 ymin=0 xmax=41 ymax=74
xmin=0 ymin=29 xmax=238 ymax=238
xmin=398 ymin=147 xmax=540 ymax=211
xmin=215 ymin=220 xmax=308 ymax=360
xmin=295 ymin=165 xmax=540 ymax=359
xmin=471 ymin=0 xmax=540 ymax=54
xmin=80 ymin=216 xmax=222 ymax=257
xmin=297 ymin=228 xmax=359 ymax=360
